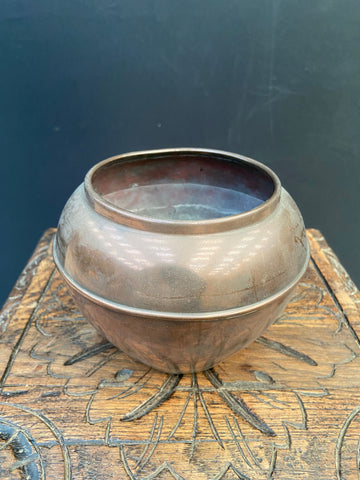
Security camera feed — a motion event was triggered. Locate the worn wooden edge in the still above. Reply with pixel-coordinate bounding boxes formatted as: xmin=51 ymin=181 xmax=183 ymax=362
xmin=305 ymin=235 xmax=360 ymax=480
xmin=0 ymin=228 xmax=56 ymax=389
xmin=0 ymin=228 xmax=56 ymax=330
xmin=307 ymin=229 xmax=360 ymax=331
xmin=307 ymin=228 xmax=359 ymax=296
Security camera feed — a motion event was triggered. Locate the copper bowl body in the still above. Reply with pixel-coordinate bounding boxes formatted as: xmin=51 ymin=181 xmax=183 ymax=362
xmin=53 ymin=148 xmax=310 ymax=373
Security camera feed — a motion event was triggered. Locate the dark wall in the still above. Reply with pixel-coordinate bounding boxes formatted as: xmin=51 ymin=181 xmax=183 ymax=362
xmin=1 ymin=0 xmax=360 ymax=304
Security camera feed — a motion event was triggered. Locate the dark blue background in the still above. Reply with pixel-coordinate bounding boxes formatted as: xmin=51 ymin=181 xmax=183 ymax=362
xmin=1 ymin=0 xmax=360 ymax=304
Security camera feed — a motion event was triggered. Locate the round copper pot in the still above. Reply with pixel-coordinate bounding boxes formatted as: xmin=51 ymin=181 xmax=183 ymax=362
xmin=53 ymin=148 xmax=310 ymax=373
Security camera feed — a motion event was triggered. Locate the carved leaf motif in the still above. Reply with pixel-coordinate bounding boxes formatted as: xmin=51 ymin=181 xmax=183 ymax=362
xmin=0 ymin=403 xmax=71 ymax=480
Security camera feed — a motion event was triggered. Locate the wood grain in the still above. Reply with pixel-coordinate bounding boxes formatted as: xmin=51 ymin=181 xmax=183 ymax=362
xmin=0 ymin=228 xmax=359 ymax=479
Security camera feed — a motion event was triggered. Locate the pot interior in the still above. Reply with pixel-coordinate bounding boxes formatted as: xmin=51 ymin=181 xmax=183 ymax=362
xmin=92 ymin=152 xmax=275 ymax=221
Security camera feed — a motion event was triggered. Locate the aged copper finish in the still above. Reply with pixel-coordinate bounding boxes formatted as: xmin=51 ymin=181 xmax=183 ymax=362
xmin=53 ymin=148 xmax=310 ymax=373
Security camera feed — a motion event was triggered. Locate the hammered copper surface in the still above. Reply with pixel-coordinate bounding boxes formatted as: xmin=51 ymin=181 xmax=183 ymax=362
xmin=53 ymin=148 xmax=309 ymax=373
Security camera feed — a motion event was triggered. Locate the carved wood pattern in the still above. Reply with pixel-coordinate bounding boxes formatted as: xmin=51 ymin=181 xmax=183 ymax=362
xmin=0 ymin=228 xmax=360 ymax=479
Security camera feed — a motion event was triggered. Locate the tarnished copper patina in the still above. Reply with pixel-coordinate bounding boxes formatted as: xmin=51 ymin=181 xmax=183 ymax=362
xmin=53 ymin=148 xmax=310 ymax=373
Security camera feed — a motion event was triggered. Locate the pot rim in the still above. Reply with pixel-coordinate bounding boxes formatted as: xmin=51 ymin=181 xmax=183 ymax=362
xmin=84 ymin=148 xmax=282 ymax=234
xmin=53 ymin=239 xmax=310 ymax=321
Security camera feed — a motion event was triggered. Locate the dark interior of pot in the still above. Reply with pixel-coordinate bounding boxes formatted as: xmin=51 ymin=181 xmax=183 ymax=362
xmin=92 ymin=152 xmax=275 ymax=221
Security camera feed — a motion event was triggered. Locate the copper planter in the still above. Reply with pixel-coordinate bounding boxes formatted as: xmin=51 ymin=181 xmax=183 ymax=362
xmin=53 ymin=148 xmax=310 ymax=373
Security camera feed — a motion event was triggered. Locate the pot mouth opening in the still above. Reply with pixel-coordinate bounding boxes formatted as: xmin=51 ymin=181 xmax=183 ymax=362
xmin=85 ymin=148 xmax=281 ymax=233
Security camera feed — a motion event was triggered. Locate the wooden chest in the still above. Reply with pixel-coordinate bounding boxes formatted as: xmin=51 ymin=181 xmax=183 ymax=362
xmin=0 ymin=228 xmax=359 ymax=479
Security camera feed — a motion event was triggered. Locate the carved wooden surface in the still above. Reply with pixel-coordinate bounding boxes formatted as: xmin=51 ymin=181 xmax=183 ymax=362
xmin=1 ymin=228 xmax=360 ymax=479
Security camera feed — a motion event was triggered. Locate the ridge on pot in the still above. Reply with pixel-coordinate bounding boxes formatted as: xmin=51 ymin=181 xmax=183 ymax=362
xmin=53 ymin=148 xmax=310 ymax=373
